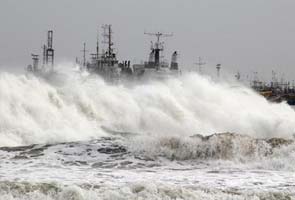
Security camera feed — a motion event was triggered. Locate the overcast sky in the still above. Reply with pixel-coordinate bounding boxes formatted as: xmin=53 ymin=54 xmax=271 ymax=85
xmin=0 ymin=0 xmax=295 ymax=81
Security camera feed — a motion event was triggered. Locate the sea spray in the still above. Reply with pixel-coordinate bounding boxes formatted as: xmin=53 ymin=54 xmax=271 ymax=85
xmin=0 ymin=65 xmax=295 ymax=147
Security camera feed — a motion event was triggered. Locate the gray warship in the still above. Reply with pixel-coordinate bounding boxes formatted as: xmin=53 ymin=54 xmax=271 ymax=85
xmin=85 ymin=25 xmax=122 ymax=82
xmin=132 ymin=31 xmax=180 ymax=81
xmin=27 ymin=26 xmax=180 ymax=82
xmin=83 ymin=25 xmax=180 ymax=82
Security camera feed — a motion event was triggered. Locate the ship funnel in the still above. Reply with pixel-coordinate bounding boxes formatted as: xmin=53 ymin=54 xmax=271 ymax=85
xmin=148 ymin=49 xmax=155 ymax=65
xmin=170 ymin=51 xmax=178 ymax=70
xmin=31 ymin=54 xmax=39 ymax=72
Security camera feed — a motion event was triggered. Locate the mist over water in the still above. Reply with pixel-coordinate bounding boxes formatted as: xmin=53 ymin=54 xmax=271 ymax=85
xmin=0 ymin=64 xmax=295 ymax=147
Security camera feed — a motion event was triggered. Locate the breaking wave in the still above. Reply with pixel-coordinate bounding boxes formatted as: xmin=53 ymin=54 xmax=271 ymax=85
xmin=0 ymin=181 xmax=294 ymax=200
xmin=1 ymin=133 xmax=294 ymax=171
xmin=128 ymin=133 xmax=295 ymax=171
xmin=0 ymin=64 xmax=295 ymax=147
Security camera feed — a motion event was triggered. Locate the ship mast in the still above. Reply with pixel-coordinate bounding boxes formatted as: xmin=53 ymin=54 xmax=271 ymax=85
xmin=195 ymin=57 xmax=206 ymax=74
xmin=102 ymin=24 xmax=114 ymax=58
xmin=144 ymin=31 xmax=173 ymax=67
xmin=90 ymin=31 xmax=100 ymax=63
xmin=80 ymin=42 xmax=88 ymax=67
xmin=96 ymin=32 xmax=99 ymax=59
xmin=46 ymin=30 xmax=54 ymax=71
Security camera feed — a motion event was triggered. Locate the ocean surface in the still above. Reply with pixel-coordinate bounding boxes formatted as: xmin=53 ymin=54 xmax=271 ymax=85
xmin=0 ymin=67 xmax=295 ymax=199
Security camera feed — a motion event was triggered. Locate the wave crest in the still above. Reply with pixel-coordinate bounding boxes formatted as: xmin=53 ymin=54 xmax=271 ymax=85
xmin=1 ymin=68 xmax=295 ymax=147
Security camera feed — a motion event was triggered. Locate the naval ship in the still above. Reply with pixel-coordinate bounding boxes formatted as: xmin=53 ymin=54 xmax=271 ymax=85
xmin=83 ymin=25 xmax=180 ymax=82
xmin=132 ymin=31 xmax=180 ymax=81
xmin=84 ymin=25 xmax=122 ymax=82
xmin=26 ymin=26 xmax=180 ymax=82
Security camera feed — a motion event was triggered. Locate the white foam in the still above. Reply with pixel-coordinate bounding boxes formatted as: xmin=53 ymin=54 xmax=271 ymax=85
xmin=1 ymin=64 xmax=295 ymax=146
xmin=0 ymin=181 xmax=294 ymax=200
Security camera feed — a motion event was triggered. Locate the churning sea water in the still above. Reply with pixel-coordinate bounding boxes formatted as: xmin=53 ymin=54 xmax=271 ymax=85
xmin=0 ymin=66 xmax=294 ymax=199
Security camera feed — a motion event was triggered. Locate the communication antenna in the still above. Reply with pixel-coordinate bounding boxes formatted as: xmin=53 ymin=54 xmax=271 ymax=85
xmin=96 ymin=31 xmax=99 ymax=59
xmin=144 ymin=31 xmax=173 ymax=43
xmin=195 ymin=57 xmax=206 ymax=74
xmin=46 ymin=30 xmax=54 ymax=71
xmin=102 ymin=24 xmax=114 ymax=57
xmin=89 ymin=31 xmax=100 ymax=62
xmin=81 ymin=42 xmax=89 ymax=67
xmin=42 ymin=45 xmax=46 ymax=68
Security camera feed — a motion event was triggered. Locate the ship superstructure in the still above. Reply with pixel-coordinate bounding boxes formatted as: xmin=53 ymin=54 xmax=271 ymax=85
xmin=132 ymin=31 xmax=180 ymax=80
xmin=80 ymin=25 xmax=180 ymax=82
xmin=27 ymin=26 xmax=181 ymax=82
xmin=86 ymin=25 xmax=128 ymax=82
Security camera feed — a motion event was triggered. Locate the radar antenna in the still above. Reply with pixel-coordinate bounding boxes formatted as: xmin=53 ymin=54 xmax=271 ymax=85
xmin=102 ymin=24 xmax=114 ymax=58
xmin=81 ymin=42 xmax=89 ymax=67
xmin=195 ymin=57 xmax=206 ymax=74
xmin=144 ymin=31 xmax=173 ymax=43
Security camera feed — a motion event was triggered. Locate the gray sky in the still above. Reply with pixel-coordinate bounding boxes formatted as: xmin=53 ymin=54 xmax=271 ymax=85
xmin=0 ymin=0 xmax=295 ymax=81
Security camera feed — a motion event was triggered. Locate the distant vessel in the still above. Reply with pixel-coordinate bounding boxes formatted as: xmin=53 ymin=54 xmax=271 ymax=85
xmin=132 ymin=31 xmax=180 ymax=81
xmin=81 ymin=25 xmax=180 ymax=82
xmin=85 ymin=25 xmax=122 ymax=83
xmin=251 ymin=72 xmax=295 ymax=105
xmin=26 ymin=26 xmax=181 ymax=83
